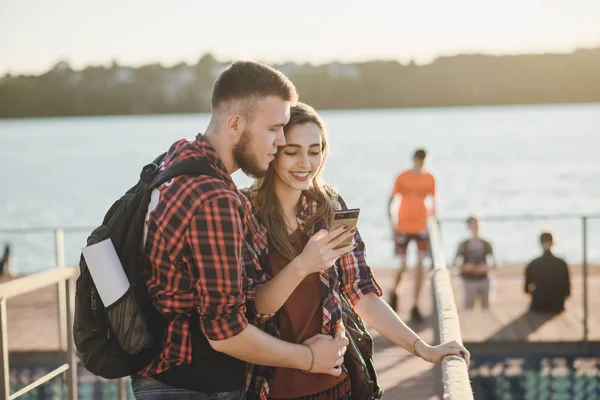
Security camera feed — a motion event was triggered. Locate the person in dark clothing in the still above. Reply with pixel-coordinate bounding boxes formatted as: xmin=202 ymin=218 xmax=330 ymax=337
xmin=524 ymin=232 xmax=571 ymax=312
xmin=0 ymin=244 xmax=10 ymax=276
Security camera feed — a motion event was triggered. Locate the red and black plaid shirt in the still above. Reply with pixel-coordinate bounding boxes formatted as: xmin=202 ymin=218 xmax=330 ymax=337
xmin=241 ymin=189 xmax=382 ymax=399
xmin=139 ymin=134 xmax=249 ymax=376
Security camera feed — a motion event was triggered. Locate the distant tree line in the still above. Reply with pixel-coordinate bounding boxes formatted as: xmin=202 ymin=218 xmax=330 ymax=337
xmin=1 ymin=48 xmax=599 ymax=118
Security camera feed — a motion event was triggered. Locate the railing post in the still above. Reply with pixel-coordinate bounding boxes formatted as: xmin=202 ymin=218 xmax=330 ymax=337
xmin=427 ymin=217 xmax=473 ymax=400
xmin=0 ymin=299 xmax=10 ymax=400
xmin=118 ymin=377 xmax=128 ymax=400
xmin=55 ymin=229 xmax=68 ymax=351
xmin=431 ymin=217 xmax=444 ymax=396
xmin=65 ymin=277 xmax=78 ymax=400
xmin=431 ymin=279 xmax=444 ymax=397
xmin=582 ymin=217 xmax=589 ymax=353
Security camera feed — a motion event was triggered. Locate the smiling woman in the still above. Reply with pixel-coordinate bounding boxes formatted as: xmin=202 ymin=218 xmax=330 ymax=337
xmin=252 ymin=102 xmax=336 ymax=261
xmin=241 ymin=102 xmax=470 ymax=400
xmin=275 ymin=124 xmax=324 ymax=188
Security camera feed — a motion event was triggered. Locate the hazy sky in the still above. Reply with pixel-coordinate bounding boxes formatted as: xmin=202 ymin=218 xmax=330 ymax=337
xmin=2 ymin=0 xmax=600 ymax=75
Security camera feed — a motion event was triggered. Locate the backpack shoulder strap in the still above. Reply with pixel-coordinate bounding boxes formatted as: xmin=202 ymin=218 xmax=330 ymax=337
xmin=150 ymin=159 xmax=221 ymax=189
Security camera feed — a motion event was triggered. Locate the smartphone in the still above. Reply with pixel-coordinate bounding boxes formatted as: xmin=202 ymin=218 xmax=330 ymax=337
xmin=328 ymin=208 xmax=360 ymax=249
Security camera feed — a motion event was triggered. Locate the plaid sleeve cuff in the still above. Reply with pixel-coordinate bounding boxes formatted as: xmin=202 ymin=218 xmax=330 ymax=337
xmin=246 ymin=300 xmax=276 ymax=324
xmin=244 ymin=277 xmax=276 ymax=324
xmin=339 ymin=229 xmax=383 ymax=308
xmin=200 ymin=308 xmax=249 ymax=341
xmin=241 ymin=209 xmax=276 ymax=324
xmin=342 ymin=272 xmax=383 ymax=308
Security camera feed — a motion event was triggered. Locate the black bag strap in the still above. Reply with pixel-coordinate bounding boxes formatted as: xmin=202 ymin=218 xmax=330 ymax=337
xmin=140 ymin=153 xmax=167 ymax=184
xmin=150 ymin=159 xmax=221 ymax=189
xmin=151 ymin=152 xmax=167 ymax=165
xmin=139 ymin=151 xmax=221 ymax=187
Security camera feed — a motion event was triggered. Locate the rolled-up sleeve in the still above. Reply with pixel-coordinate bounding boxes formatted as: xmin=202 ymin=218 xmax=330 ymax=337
xmin=338 ymin=228 xmax=383 ymax=307
xmin=240 ymin=191 xmax=275 ymax=324
xmin=242 ymin=235 xmax=275 ymax=324
xmin=187 ymin=194 xmax=248 ymax=340
xmin=336 ymin=194 xmax=382 ymax=307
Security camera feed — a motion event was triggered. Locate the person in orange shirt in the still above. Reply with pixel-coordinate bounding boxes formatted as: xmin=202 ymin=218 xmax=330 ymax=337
xmin=387 ymin=149 xmax=436 ymax=322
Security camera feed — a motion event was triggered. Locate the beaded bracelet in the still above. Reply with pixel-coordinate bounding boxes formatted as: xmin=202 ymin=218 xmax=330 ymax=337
xmin=412 ymin=338 xmax=423 ymax=358
xmin=302 ymin=343 xmax=315 ymax=373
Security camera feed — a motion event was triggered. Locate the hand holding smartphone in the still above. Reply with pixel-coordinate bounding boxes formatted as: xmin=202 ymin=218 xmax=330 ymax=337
xmin=328 ymin=208 xmax=360 ymax=250
xmin=295 ymin=208 xmax=359 ymax=276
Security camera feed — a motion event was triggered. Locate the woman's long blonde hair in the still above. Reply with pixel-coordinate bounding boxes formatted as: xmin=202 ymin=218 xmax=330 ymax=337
xmin=253 ymin=102 xmax=339 ymax=260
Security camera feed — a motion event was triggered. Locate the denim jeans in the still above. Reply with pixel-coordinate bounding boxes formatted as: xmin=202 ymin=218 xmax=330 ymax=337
xmin=131 ymin=375 xmax=246 ymax=400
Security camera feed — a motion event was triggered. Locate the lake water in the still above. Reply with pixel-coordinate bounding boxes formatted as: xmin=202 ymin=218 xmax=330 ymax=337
xmin=1 ymin=103 xmax=599 ymax=274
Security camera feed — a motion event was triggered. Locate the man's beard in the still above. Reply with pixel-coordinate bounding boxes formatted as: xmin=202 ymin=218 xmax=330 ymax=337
xmin=232 ymin=129 xmax=268 ymax=179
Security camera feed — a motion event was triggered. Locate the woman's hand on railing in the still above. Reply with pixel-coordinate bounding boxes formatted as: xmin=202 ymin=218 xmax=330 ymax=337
xmin=416 ymin=339 xmax=470 ymax=366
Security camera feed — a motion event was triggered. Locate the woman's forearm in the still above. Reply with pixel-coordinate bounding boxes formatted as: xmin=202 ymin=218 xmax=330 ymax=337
xmin=354 ymin=293 xmax=469 ymax=364
xmin=353 ymin=293 xmax=421 ymax=353
xmin=254 ymin=256 xmax=307 ymax=315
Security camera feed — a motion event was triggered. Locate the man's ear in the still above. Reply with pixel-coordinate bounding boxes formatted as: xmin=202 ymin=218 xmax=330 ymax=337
xmin=225 ymin=114 xmax=246 ymax=141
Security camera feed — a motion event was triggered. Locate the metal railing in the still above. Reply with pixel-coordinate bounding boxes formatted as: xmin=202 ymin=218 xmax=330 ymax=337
xmin=427 ymin=216 xmax=474 ymax=400
xmin=0 ymin=229 xmax=78 ymax=400
xmin=438 ymin=213 xmax=599 ymax=352
xmin=0 ymin=228 xmax=133 ymax=400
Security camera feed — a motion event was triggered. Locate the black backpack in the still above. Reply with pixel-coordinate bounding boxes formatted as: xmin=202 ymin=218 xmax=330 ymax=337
xmin=73 ymin=153 xmax=220 ymax=379
xmin=341 ymin=293 xmax=383 ymax=400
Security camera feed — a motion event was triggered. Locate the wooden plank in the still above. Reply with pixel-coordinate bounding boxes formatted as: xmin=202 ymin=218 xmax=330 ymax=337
xmin=7 ymin=289 xmax=60 ymax=352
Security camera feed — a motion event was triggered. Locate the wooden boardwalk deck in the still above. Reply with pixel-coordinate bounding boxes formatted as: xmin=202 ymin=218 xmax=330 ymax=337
xmin=452 ymin=265 xmax=599 ymax=344
xmin=372 ymin=265 xmax=599 ymax=398
xmin=3 ymin=265 xmax=598 ymax=399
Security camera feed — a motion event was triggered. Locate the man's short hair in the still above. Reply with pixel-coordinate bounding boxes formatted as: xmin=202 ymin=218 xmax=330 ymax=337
xmin=466 ymin=216 xmax=478 ymax=225
xmin=413 ymin=149 xmax=427 ymax=160
xmin=540 ymin=232 xmax=554 ymax=244
xmin=211 ymin=61 xmax=298 ymax=111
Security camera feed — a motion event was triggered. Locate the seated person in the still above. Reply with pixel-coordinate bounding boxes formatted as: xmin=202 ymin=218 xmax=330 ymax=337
xmin=454 ymin=217 xmax=496 ymax=309
xmin=0 ymin=244 xmax=11 ymax=276
xmin=525 ymin=232 xmax=570 ymax=313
